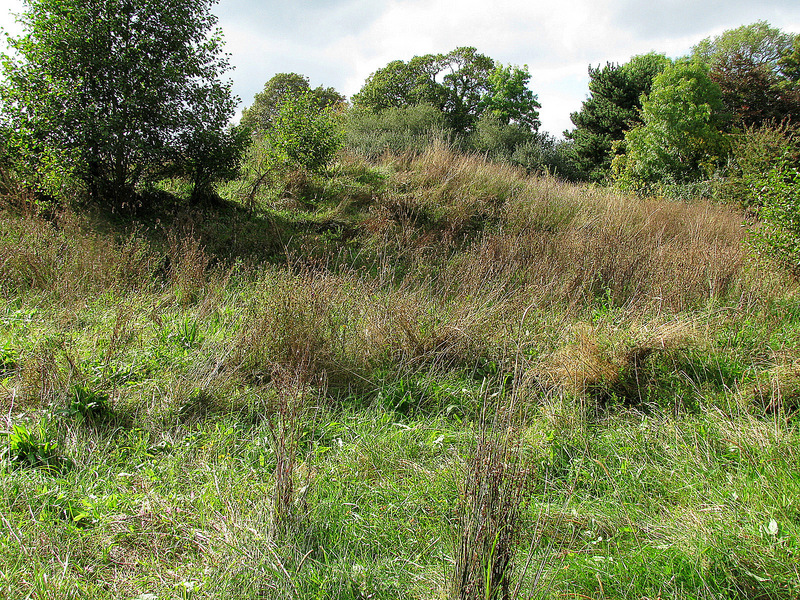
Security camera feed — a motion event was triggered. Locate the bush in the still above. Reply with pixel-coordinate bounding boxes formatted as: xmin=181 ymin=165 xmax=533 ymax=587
xmin=749 ymin=152 xmax=800 ymax=275
xmin=469 ymin=112 xmax=533 ymax=161
xmin=344 ymin=104 xmax=450 ymax=160
xmin=721 ymin=121 xmax=799 ymax=212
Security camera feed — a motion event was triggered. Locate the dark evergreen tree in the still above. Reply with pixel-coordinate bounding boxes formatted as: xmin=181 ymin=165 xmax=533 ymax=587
xmin=566 ymin=53 xmax=670 ymax=182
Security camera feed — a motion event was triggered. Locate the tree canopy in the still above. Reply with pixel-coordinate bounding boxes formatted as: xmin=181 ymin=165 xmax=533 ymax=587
xmin=691 ymin=22 xmax=800 ymax=129
xmin=0 ymin=0 xmax=241 ymax=205
xmin=615 ymin=59 xmax=727 ymax=188
xmin=352 ymin=47 xmax=539 ymax=134
xmin=692 ymin=21 xmax=797 ymax=72
xmin=240 ymin=72 xmax=345 ymax=134
xmin=566 ymin=53 xmax=670 ymax=182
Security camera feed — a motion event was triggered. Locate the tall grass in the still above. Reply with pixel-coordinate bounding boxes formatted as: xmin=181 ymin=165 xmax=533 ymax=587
xmin=2 ymin=143 xmax=800 ymax=599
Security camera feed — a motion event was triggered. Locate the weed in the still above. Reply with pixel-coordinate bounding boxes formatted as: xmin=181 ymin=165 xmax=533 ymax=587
xmin=2 ymin=422 xmax=70 ymax=473
xmin=64 ymin=383 xmax=109 ymax=420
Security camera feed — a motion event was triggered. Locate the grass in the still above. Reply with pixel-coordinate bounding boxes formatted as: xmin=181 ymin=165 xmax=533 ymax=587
xmin=2 ymin=144 xmax=800 ymax=598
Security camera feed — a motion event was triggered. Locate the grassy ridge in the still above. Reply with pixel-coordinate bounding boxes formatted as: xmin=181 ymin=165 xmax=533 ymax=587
xmin=2 ymin=145 xmax=800 ymax=599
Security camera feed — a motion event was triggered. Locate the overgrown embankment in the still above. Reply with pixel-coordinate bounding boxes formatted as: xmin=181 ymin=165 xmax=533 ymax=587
xmin=2 ymin=146 xmax=800 ymax=599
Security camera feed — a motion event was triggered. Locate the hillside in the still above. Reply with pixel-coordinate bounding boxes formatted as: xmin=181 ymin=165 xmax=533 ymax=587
xmin=2 ymin=145 xmax=800 ymax=599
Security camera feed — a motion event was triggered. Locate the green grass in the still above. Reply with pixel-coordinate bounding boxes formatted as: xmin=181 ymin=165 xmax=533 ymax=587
xmin=2 ymin=146 xmax=800 ymax=599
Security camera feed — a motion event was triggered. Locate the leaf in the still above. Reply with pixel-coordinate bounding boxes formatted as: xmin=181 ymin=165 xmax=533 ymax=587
xmin=766 ymin=518 xmax=779 ymax=535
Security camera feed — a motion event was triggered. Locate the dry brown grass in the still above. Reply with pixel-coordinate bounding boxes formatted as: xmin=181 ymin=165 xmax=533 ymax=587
xmin=0 ymin=211 xmax=158 ymax=301
xmin=380 ymin=145 xmax=749 ymax=312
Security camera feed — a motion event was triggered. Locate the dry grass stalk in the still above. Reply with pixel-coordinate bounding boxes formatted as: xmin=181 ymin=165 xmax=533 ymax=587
xmin=453 ymin=392 xmax=531 ymax=600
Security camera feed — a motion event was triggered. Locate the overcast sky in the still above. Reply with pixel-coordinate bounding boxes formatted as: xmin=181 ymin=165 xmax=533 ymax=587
xmin=2 ymin=0 xmax=800 ymax=136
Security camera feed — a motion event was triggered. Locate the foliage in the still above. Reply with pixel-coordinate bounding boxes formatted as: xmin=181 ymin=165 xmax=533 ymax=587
xmin=721 ymin=121 xmax=799 ymax=211
xmin=235 ymin=89 xmax=344 ymax=206
xmin=614 ymin=59 xmax=727 ymax=189
xmin=240 ymin=72 xmax=345 ymax=134
xmin=353 ymin=47 xmax=539 ymax=134
xmin=709 ymin=51 xmax=800 ymax=128
xmin=344 ymin=103 xmax=449 ymax=160
xmin=479 ymin=63 xmax=541 ymax=130
xmin=266 ymin=89 xmax=344 ymax=174
xmin=693 ymin=21 xmax=797 ymax=71
xmin=181 ymin=125 xmax=250 ymax=202
xmin=567 ymin=53 xmax=671 ymax=182
xmin=0 ymin=0 xmax=239 ymax=206
xmin=469 ymin=112 xmax=534 ymax=160
xmin=511 ymin=135 xmax=583 ymax=180
xmin=692 ymin=22 xmax=800 ymax=129
xmin=65 ymin=384 xmax=109 ymax=420
xmin=748 ymin=148 xmax=800 ymax=275
xmin=779 ymin=37 xmax=800 ymax=83
xmin=3 ymin=422 xmax=66 ymax=472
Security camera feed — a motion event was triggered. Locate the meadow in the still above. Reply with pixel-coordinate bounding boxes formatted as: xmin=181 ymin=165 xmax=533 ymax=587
xmin=2 ymin=143 xmax=800 ymax=599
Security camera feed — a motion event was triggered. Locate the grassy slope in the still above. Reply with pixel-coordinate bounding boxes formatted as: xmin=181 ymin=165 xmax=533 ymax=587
xmin=2 ymin=144 xmax=800 ymax=599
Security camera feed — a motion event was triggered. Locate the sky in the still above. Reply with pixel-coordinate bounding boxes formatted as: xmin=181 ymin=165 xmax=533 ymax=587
xmin=2 ymin=0 xmax=800 ymax=136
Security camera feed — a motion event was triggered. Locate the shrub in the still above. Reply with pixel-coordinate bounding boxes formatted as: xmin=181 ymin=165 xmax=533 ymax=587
xmin=721 ymin=121 xmax=799 ymax=212
xmin=749 ymin=152 xmax=800 ymax=275
xmin=469 ymin=112 xmax=533 ymax=161
xmin=344 ymin=104 xmax=450 ymax=160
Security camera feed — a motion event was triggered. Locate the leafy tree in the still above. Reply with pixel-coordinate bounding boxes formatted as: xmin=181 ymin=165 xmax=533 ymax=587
xmin=240 ymin=72 xmax=345 ymax=134
xmin=352 ymin=47 xmax=539 ymax=134
xmin=437 ymin=46 xmax=496 ymax=132
xmin=351 ymin=55 xmax=444 ymax=113
xmin=238 ymin=89 xmax=344 ymax=207
xmin=0 ymin=0 xmax=240 ymax=206
xmin=779 ymin=37 xmax=800 ymax=83
xmin=566 ymin=53 xmax=670 ymax=182
xmin=480 ymin=64 xmax=541 ymax=130
xmin=693 ymin=22 xmax=800 ymax=128
xmin=709 ymin=51 xmax=800 ymax=128
xmin=693 ymin=21 xmax=796 ymax=71
xmin=268 ymin=90 xmax=344 ymax=173
xmin=615 ymin=59 xmax=727 ymax=188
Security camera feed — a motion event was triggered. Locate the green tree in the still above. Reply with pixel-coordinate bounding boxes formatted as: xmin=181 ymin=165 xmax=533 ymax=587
xmin=693 ymin=21 xmax=796 ymax=71
xmin=567 ymin=53 xmax=670 ymax=182
xmin=779 ymin=37 xmax=800 ymax=83
xmin=240 ymin=72 xmax=345 ymax=134
xmin=267 ymin=89 xmax=344 ymax=173
xmin=615 ymin=59 xmax=727 ymax=188
xmin=0 ymin=0 xmax=239 ymax=206
xmin=351 ymin=55 xmax=444 ymax=113
xmin=480 ymin=63 xmax=541 ymax=130
xmin=352 ymin=47 xmax=539 ymax=134
xmin=238 ymin=89 xmax=344 ymax=207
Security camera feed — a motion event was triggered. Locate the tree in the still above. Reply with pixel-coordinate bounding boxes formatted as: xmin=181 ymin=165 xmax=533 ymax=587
xmin=692 ymin=22 xmax=800 ymax=129
xmin=267 ymin=90 xmax=344 ymax=174
xmin=709 ymin=51 xmax=800 ymax=128
xmin=351 ymin=55 xmax=444 ymax=113
xmin=352 ymin=47 xmax=539 ymax=134
xmin=566 ymin=53 xmax=670 ymax=182
xmin=240 ymin=72 xmax=345 ymax=134
xmin=693 ymin=21 xmax=796 ymax=72
xmin=615 ymin=59 xmax=727 ymax=188
xmin=479 ymin=63 xmax=541 ymax=130
xmin=0 ymin=0 xmax=239 ymax=205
